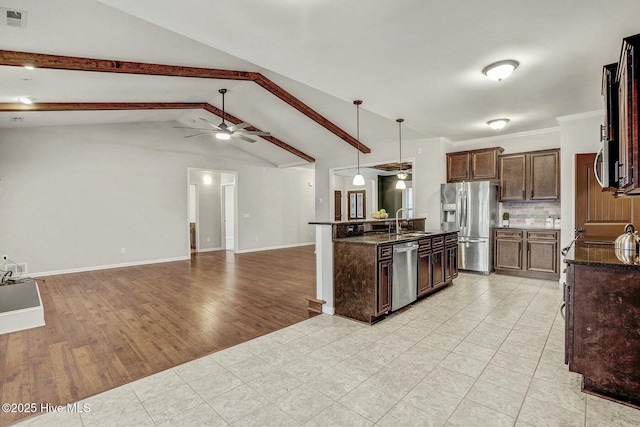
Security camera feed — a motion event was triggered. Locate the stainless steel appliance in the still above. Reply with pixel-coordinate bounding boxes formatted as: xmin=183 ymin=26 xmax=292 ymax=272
xmin=441 ymin=181 xmax=498 ymax=274
xmin=392 ymin=241 xmax=418 ymax=311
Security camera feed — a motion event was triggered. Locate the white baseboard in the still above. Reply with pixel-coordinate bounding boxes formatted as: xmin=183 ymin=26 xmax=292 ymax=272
xmin=235 ymin=242 xmax=314 ymax=254
xmin=322 ymin=306 xmax=335 ymax=315
xmin=197 ymin=247 xmax=224 ymax=253
xmin=30 ymin=256 xmax=191 ymax=278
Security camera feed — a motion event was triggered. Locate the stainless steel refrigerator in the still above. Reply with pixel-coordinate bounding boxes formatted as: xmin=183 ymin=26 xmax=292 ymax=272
xmin=440 ymin=181 xmax=498 ymax=274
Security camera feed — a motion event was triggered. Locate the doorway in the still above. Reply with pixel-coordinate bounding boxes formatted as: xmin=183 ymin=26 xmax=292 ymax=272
xmin=189 ymin=184 xmax=197 ymax=252
xmin=223 ymin=183 xmax=235 ymax=250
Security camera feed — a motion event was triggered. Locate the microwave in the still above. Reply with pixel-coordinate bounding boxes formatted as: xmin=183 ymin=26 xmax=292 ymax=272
xmin=594 ymin=139 xmax=619 ymax=189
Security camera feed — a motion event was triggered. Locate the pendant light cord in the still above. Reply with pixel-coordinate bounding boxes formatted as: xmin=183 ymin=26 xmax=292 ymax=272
xmin=397 ymin=118 xmax=404 ymax=173
xmin=354 ymin=100 xmax=362 ymax=173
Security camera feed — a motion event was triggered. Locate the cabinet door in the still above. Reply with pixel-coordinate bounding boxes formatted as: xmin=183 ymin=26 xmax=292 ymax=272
xmin=499 ymin=155 xmax=526 ymax=201
xmin=530 ymin=150 xmax=560 ymax=200
xmin=418 ymin=250 xmax=433 ymax=297
xmin=445 ymin=245 xmax=458 ymax=281
xmin=526 ymin=239 xmax=558 ymax=274
xmin=447 ymin=152 xmax=470 ymax=182
xmin=432 ymin=248 xmax=446 ymax=288
xmin=495 ymin=238 xmax=523 ymax=270
xmin=377 ymin=259 xmax=393 ymax=315
xmin=471 ymin=149 xmax=499 ymax=180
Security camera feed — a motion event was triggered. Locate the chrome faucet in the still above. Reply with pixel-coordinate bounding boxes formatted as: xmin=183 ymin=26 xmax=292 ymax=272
xmin=395 ymin=208 xmax=407 ymax=233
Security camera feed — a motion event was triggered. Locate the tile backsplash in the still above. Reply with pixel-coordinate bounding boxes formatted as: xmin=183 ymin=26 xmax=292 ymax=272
xmin=500 ymin=201 xmax=561 ymax=228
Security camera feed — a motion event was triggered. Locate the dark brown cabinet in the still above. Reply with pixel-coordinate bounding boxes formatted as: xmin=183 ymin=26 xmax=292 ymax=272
xmin=615 ymin=34 xmax=640 ymax=194
xmin=494 ymin=228 xmax=559 ymax=280
xmin=565 ymin=255 xmax=640 ymax=407
xmin=445 ymin=234 xmax=458 ymax=281
xmin=417 ymin=238 xmax=432 ymax=297
xmin=495 ymin=229 xmax=523 ymax=271
xmin=377 ymin=259 xmax=392 ymax=315
xmin=446 ymin=147 xmax=504 ymax=183
xmin=499 ymin=149 xmax=560 ymax=202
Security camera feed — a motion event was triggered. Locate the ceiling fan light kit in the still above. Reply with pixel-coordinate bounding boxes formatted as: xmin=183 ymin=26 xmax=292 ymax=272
xmin=353 ymin=100 xmax=365 ymax=186
xmin=182 ymin=88 xmax=270 ymax=143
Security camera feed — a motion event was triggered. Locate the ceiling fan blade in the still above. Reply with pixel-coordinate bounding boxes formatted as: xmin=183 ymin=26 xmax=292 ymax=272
xmin=235 ymin=134 xmax=256 ymax=143
xmin=227 ymin=122 xmax=251 ymax=132
xmin=199 ymin=117 xmax=222 ymax=130
xmin=174 ymin=126 xmax=218 ymax=131
xmin=184 ymin=132 xmax=216 ymax=138
xmin=240 ymin=131 xmax=271 ymax=136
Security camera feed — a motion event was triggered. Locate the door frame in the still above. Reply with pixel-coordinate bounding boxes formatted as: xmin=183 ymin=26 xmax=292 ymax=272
xmin=221 ymin=182 xmax=236 ymax=251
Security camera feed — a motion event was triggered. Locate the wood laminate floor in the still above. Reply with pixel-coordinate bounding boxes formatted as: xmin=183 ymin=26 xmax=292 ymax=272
xmin=0 ymin=246 xmax=316 ymax=426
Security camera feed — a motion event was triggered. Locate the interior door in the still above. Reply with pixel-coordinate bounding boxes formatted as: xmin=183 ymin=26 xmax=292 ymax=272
xmin=575 ymin=153 xmax=640 ymax=241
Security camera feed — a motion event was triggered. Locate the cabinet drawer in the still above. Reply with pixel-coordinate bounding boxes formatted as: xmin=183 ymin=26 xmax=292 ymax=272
xmin=496 ymin=230 xmax=523 ymax=239
xmin=445 ymin=234 xmax=458 ymax=245
xmin=432 ymin=236 xmax=445 ymax=247
xmin=527 ymin=230 xmax=558 ymax=240
xmin=378 ymin=245 xmax=393 ymax=260
xmin=418 ymin=238 xmax=431 ymax=250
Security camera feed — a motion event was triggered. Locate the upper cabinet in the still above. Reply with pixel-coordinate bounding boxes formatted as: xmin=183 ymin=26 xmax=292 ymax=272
xmin=446 ymin=147 xmax=504 ymax=182
xmin=499 ymin=149 xmax=560 ymax=202
xmin=616 ymin=34 xmax=640 ymax=194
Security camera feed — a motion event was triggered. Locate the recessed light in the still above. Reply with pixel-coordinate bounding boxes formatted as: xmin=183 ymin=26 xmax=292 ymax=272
xmin=487 ymin=118 xmax=510 ymax=130
xmin=482 ymin=60 xmax=519 ymax=81
xmin=23 ymin=65 xmax=35 ymax=70
xmin=17 ymin=97 xmax=34 ymax=105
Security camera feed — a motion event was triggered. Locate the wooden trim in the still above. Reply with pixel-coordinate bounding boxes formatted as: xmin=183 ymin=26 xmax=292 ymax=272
xmin=0 ymin=50 xmax=369 ymax=155
xmin=0 ymin=102 xmax=315 ymax=162
xmin=0 ymin=49 xmax=258 ymax=80
xmin=254 ymin=75 xmax=371 ymax=153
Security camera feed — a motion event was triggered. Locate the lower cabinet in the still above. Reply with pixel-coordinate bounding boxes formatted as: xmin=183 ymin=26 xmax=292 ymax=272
xmin=494 ymin=228 xmax=559 ymax=279
xmin=333 ymin=232 xmax=458 ymax=324
xmin=376 ymin=248 xmax=393 ymax=315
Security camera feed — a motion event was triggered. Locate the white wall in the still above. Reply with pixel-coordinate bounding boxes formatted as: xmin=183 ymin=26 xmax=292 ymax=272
xmin=0 ymin=121 xmax=315 ymax=274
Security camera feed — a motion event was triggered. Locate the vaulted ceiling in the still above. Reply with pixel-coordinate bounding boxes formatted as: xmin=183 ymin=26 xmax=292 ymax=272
xmin=1 ymin=0 xmax=639 ymax=167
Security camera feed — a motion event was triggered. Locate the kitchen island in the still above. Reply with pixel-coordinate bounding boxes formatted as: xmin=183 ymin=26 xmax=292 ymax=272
xmin=333 ymin=226 xmax=458 ymax=323
xmin=564 ymin=241 xmax=640 ymax=408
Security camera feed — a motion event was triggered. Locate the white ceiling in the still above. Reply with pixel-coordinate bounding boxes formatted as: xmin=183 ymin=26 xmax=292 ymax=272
xmin=1 ymin=0 xmax=639 ymax=166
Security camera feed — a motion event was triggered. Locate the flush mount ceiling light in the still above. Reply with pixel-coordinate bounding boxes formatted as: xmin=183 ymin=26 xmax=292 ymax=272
xmin=487 ymin=118 xmax=510 ymax=130
xmin=23 ymin=65 xmax=35 ymax=70
xmin=17 ymin=97 xmax=33 ymax=105
xmin=482 ymin=60 xmax=519 ymax=81
xmin=395 ymin=118 xmax=407 ymax=190
xmin=202 ymin=174 xmax=213 ymax=185
xmin=352 ymin=100 xmax=365 ymax=186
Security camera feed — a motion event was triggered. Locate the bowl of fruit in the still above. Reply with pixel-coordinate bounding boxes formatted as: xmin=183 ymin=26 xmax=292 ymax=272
xmin=372 ymin=209 xmax=388 ymax=219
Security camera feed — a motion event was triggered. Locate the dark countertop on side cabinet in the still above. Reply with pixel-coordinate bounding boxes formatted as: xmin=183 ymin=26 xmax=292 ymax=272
xmin=335 ymin=229 xmax=453 ymax=245
xmin=564 ymin=241 xmax=640 ymax=270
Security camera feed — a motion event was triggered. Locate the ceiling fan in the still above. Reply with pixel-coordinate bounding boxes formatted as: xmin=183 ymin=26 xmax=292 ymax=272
xmin=179 ymin=89 xmax=270 ymax=143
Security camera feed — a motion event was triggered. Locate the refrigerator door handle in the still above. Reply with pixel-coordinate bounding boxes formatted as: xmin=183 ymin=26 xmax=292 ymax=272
xmin=458 ymin=188 xmax=463 ymax=228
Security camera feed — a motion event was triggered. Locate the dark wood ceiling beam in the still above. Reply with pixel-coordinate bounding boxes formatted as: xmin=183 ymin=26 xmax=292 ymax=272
xmin=0 ymin=50 xmax=258 ymax=80
xmin=0 ymin=49 xmax=370 ymax=155
xmin=0 ymin=102 xmax=315 ymax=163
xmin=254 ymin=75 xmax=371 ymax=153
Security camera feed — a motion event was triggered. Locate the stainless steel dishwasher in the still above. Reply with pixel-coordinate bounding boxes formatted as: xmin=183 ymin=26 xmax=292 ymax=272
xmin=392 ymin=241 xmax=418 ymax=311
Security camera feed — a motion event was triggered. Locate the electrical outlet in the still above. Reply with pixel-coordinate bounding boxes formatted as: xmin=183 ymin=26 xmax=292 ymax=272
xmin=121 ymin=248 xmax=126 ymax=254
xmin=206 ymin=237 xmax=211 ymax=242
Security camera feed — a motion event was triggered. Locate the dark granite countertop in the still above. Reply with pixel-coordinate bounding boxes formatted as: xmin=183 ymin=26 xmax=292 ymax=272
xmin=564 ymin=241 xmax=640 ymax=270
xmin=334 ymin=229 xmax=453 ymax=245
xmin=310 ymin=218 xmax=426 ymax=226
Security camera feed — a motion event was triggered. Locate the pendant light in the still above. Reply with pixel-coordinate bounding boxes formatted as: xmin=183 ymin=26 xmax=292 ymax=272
xmin=395 ymin=118 xmax=407 ymax=190
xmin=352 ymin=100 xmax=365 ymax=186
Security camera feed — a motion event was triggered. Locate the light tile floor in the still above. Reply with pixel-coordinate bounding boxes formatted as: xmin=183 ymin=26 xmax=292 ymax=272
xmin=14 ymin=273 xmax=640 ymax=426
